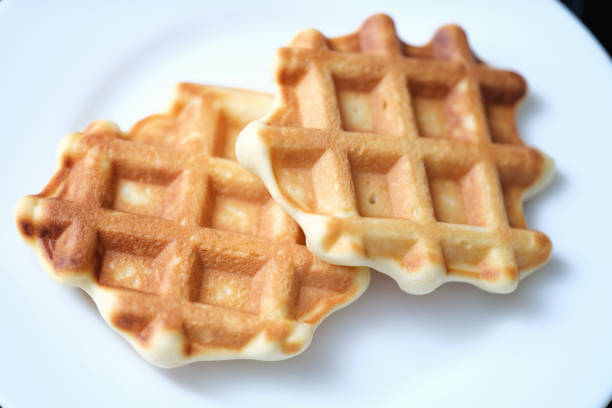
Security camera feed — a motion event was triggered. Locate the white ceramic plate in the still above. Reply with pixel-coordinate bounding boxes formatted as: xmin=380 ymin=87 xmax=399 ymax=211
xmin=1 ymin=1 xmax=611 ymax=407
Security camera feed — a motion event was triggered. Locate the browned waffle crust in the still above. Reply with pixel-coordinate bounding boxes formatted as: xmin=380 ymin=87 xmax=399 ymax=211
xmin=15 ymin=84 xmax=369 ymax=367
xmin=237 ymin=14 xmax=553 ymax=294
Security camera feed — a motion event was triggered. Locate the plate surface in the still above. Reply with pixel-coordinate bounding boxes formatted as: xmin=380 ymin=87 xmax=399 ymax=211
xmin=1 ymin=1 xmax=611 ymax=407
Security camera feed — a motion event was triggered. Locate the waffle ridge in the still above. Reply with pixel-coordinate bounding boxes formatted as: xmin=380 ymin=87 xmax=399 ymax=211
xmin=237 ymin=14 xmax=553 ymax=294
xmin=15 ymin=84 xmax=369 ymax=367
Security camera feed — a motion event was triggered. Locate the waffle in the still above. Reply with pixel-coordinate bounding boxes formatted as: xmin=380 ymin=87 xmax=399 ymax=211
xmin=15 ymin=83 xmax=369 ymax=367
xmin=237 ymin=14 xmax=553 ymax=294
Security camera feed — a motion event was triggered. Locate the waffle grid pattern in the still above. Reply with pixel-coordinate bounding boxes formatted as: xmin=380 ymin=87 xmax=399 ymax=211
xmin=244 ymin=15 xmax=552 ymax=293
xmin=17 ymin=85 xmax=366 ymax=365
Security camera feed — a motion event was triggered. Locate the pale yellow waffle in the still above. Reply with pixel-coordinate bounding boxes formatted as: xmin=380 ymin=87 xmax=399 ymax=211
xmin=15 ymin=83 xmax=369 ymax=367
xmin=237 ymin=14 xmax=553 ymax=294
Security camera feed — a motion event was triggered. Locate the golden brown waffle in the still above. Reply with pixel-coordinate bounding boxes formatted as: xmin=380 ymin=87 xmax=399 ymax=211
xmin=237 ymin=14 xmax=553 ymax=294
xmin=15 ymin=83 xmax=369 ymax=367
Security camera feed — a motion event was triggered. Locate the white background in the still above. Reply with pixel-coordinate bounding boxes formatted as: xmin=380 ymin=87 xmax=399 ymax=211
xmin=1 ymin=0 xmax=611 ymax=407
